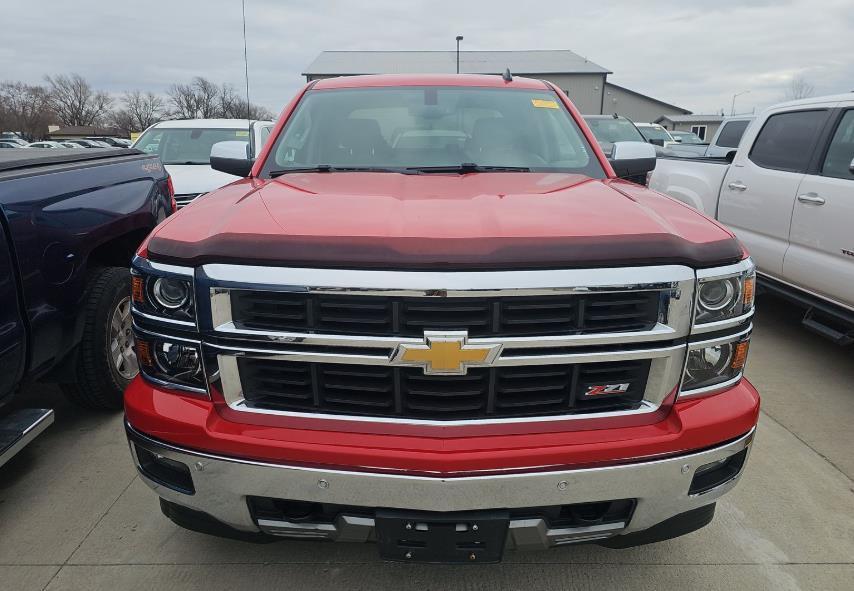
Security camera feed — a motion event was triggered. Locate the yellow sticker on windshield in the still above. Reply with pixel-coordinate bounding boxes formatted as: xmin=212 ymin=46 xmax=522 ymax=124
xmin=532 ymin=99 xmax=559 ymax=109
xmin=236 ymin=130 xmax=250 ymax=137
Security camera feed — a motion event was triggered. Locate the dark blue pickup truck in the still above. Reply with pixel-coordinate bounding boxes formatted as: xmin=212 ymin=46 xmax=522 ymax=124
xmin=0 ymin=148 xmax=172 ymax=466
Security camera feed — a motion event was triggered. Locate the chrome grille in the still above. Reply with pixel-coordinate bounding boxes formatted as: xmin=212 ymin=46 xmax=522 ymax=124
xmin=202 ymin=264 xmax=695 ymax=424
xmin=174 ymin=193 xmax=201 ymax=208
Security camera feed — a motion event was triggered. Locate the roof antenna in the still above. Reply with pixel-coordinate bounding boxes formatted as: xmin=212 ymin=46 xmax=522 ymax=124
xmin=241 ymin=0 xmax=253 ymax=159
xmin=502 ymin=68 xmax=513 ymax=82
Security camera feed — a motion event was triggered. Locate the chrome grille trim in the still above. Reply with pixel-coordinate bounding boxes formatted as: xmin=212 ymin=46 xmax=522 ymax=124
xmin=190 ymin=264 xmax=696 ymax=424
xmin=202 ymin=264 xmax=695 ymax=342
xmin=210 ymin=342 xmax=685 ymax=425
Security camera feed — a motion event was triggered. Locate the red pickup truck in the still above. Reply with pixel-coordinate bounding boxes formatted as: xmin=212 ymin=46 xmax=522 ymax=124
xmin=125 ymin=74 xmax=759 ymax=563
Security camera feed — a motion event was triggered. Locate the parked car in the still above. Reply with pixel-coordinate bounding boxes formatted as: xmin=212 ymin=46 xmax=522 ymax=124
xmin=26 ymin=141 xmax=68 ymax=149
xmin=582 ymin=114 xmax=648 ymax=154
xmin=84 ymin=136 xmax=131 ymax=148
xmin=125 ymin=74 xmax=759 ymax=562
xmin=670 ymin=130 xmax=705 ymax=144
xmin=61 ymin=138 xmax=110 ymax=149
xmin=662 ymin=131 xmax=710 ymax=157
xmin=705 ymin=116 xmax=755 ymax=158
xmin=0 ymin=147 xmax=174 ymax=467
xmin=583 ymin=114 xmax=665 ymax=182
xmin=649 ymin=94 xmax=853 ymax=343
xmin=59 ymin=142 xmax=86 ymax=149
xmin=132 ymin=119 xmax=274 ymax=207
xmin=635 ymin=122 xmax=678 ymax=147
xmin=0 ymin=138 xmax=29 ymax=147
xmin=0 ymin=141 xmax=25 ymax=149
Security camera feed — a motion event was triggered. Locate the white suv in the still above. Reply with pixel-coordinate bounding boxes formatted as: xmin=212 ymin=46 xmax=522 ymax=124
xmin=133 ymin=119 xmax=274 ymax=207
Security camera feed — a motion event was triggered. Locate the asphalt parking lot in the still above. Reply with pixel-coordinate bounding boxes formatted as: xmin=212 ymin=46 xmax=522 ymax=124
xmin=2 ymin=295 xmax=853 ymax=591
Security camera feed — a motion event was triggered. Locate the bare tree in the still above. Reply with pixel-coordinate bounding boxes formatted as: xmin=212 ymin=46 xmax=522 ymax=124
xmin=44 ymin=73 xmax=113 ymax=126
xmin=167 ymin=77 xmax=221 ymax=119
xmin=0 ymin=81 xmax=54 ymax=140
xmin=125 ymin=90 xmax=163 ymax=130
xmin=784 ymin=76 xmax=815 ymax=101
xmin=221 ymin=95 xmax=274 ymax=120
xmin=167 ymin=76 xmax=273 ymax=120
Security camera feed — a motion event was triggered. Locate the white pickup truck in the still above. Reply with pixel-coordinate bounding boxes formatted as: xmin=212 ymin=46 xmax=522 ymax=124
xmin=649 ymin=94 xmax=854 ymax=344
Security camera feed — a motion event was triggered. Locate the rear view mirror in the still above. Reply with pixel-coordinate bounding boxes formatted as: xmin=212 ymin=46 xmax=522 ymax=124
xmin=210 ymin=141 xmax=252 ymax=177
xmin=608 ymin=142 xmax=657 ymax=179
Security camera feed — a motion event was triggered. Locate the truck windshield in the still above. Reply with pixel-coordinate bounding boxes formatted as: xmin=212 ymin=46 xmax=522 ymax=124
xmin=133 ymin=128 xmax=252 ymax=165
xmin=584 ymin=118 xmax=646 ymax=144
xmin=262 ymin=87 xmax=605 ymax=178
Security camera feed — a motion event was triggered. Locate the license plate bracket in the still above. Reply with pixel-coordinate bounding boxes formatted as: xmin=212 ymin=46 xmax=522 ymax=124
xmin=375 ymin=509 xmax=510 ymax=564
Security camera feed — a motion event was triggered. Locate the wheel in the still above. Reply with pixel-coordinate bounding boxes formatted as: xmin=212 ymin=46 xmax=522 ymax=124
xmin=61 ymin=267 xmax=138 ymax=409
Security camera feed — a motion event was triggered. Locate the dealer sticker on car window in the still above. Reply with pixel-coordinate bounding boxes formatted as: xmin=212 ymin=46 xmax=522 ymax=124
xmin=531 ymin=99 xmax=559 ymax=109
xmin=235 ymin=130 xmax=250 ymax=137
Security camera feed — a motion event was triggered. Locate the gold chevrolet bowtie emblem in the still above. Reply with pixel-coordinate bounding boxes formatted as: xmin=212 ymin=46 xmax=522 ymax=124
xmin=391 ymin=331 xmax=503 ymax=375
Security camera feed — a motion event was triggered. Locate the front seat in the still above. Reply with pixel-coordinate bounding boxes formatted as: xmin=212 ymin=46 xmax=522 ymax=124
xmin=336 ymin=118 xmax=391 ymax=165
xmin=468 ymin=118 xmax=526 ymax=165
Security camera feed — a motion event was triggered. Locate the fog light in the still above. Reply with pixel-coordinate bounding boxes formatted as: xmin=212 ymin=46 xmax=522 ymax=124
xmin=136 ymin=336 xmax=205 ymax=393
xmin=681 ymin=334 xmax=750 ymax=395
xmin=155 ymin=342 xmax=200 ymax=375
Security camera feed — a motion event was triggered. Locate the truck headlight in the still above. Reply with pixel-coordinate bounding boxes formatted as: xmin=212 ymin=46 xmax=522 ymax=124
xmin=131 ymin=257 xmax=195 ymax=323
xmin=136 ymin=335 xmax=206 ymax=394
xmin=152 ymin=278 xmax=191 ymax=310
xmin=694 ymin=259 xmax=755 ymax=325
xmin=680 ymin=331 xmax=750 ymax=397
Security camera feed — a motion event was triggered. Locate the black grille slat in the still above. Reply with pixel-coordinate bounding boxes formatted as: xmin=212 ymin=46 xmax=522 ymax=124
xmin=229 ymin=292 xmax=659 ymax=337
xmin=237 ymin=359 xmax=651 ymax=420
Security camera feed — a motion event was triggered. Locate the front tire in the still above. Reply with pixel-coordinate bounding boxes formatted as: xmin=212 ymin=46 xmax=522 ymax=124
xmin=61 ymin=267 xmax=137 ymax=410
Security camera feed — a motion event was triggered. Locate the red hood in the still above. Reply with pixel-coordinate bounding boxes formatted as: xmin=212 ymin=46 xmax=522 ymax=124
xmin=146 ymin=172 xmax=742 ymax=269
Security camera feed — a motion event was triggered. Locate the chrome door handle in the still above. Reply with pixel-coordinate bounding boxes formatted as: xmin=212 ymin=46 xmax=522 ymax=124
xmin=797 ymin=193 xmax=826 ymax=205
xmin=727 ymin=182 xmax=747 ymax=191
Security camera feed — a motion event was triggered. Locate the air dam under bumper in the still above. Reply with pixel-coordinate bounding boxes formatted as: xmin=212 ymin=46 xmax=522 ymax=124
xmin=127 ymin=424 xmax=754 ymax=550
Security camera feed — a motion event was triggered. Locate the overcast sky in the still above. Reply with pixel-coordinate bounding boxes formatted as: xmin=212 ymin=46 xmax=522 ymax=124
xmin=2 ymin=0 xmax=851 ymax=116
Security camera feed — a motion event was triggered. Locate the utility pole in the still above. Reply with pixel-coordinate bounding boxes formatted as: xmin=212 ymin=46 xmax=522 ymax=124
xmin=456 ymin=35 xmax=463 ymax=74
xmin=731 ymin=90 xmax=750 ymax=115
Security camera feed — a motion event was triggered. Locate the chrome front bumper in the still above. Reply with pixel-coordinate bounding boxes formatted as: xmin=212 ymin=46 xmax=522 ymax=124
xmin=127 ymin=424 xmax=754 ymax=550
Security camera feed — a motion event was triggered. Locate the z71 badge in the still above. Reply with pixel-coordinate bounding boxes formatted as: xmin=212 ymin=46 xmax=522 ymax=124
xmin=584 ymin=383 xmax=631 ymax=397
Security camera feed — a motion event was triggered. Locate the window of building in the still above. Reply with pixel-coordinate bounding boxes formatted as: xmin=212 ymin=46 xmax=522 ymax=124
xmin=690 ymin=125 xmax=707 ymax=140
xmin=748 ymin=110 xmax=829 ymax=173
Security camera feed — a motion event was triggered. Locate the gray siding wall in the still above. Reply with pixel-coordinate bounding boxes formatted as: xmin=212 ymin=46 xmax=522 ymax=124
xmin=603 ymin=84 xmax=687 ymax=123
xmin=537 ymin=73 xmax=605 ymax=115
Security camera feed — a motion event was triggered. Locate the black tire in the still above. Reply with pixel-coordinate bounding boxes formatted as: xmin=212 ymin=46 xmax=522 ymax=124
xmin=61 ymin=267 xmax=136 ymax=410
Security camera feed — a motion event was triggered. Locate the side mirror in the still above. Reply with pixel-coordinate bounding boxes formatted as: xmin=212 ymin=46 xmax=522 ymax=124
xmin=210 ymin=141 xmax=252 ymax=177
xmin=608 ymin=141 xmax=657 ymax=179
xmin=647 ymin=138 xmax=665 ymax=147
xmin=849 ymin=157 xmax=854 ymax=174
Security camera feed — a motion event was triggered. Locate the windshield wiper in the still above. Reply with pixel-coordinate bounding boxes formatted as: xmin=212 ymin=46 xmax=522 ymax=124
xmin=269 ymin=165 xmax=416 ymax=177
xmin=405 ymin=163 xmax=532 ymax=173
